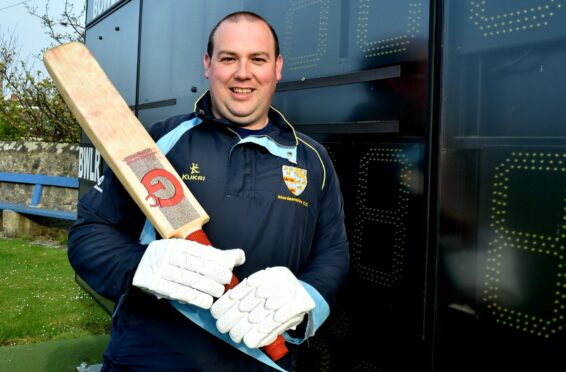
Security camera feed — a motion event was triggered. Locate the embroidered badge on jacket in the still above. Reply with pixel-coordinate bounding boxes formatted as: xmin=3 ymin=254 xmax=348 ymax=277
xmin=282 ymin=165 xmax=308 ymax=196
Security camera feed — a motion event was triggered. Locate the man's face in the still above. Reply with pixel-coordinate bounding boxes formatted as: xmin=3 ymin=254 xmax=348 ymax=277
xmin=204 ymin=18 xmax=283 ymax=130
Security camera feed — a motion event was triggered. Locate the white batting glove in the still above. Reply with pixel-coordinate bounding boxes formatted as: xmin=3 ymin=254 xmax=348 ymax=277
xmin=132 ymin=239 xmax=245 ymax=309
xmin=210 ymin=266 xmax=315 ymax=349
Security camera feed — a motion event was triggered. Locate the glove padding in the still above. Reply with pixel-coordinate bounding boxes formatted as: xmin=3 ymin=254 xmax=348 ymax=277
xmin=132 ymin=238 xmax=245 ymax=309
xmin=210 ymin=266 xmax=315 ymax=349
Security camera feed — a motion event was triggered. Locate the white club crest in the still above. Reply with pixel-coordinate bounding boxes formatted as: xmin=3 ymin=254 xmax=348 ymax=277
xmin=282 ymin=165 xmax=308 ymax=196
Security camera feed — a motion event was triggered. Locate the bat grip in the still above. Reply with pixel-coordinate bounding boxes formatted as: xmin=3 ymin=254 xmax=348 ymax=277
xmin=185 ymin=229 xmax=288 ymax=362
xmin=186 ymin=229 xmax=212 ymax=246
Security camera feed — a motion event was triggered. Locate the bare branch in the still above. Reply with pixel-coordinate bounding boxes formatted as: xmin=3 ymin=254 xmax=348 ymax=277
xmin=25 ymin=0 xmax=85 ymax=47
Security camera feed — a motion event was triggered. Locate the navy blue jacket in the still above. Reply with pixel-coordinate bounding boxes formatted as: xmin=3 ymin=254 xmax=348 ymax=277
xmin=68 ymin=93 xmax=349 ymax=371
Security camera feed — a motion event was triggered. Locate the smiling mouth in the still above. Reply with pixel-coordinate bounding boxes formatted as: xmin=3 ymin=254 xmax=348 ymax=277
xmin=231 ymin=88 xmax=253 ymax=94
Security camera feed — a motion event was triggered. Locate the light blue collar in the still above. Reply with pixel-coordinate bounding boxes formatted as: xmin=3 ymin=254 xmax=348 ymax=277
xmin=237 ymin=135 xmax=297 ymax=164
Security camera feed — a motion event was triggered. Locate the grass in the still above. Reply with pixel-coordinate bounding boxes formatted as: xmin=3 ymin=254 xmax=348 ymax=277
xmin=0 ymin=238 xmax=110 ymax=346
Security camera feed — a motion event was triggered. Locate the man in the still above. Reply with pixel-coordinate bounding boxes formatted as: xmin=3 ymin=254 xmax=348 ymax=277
xmin=68 ymin=11 xmax=349 ymax=371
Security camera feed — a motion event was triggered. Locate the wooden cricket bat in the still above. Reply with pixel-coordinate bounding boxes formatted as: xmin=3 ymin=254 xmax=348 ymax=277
xmin=44 ymin=41 xmax=287 ymax=361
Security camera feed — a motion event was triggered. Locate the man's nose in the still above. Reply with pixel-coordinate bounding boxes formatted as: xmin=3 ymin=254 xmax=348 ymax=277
xmin=234 ymin=61 xmax=252 ymax=79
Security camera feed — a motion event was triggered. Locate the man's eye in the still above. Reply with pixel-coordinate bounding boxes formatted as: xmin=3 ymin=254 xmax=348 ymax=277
xmin=221 ymin=57 xmax=235 ymax=62
xmin=253 ymin=58 xmax=266 ymax=63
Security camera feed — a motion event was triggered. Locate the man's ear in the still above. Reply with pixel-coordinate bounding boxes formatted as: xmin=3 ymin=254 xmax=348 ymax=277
xmin=203 ymin=53 xmax=211 ymax=79
xmin=276 ymin=54 xmax=283 ymax=82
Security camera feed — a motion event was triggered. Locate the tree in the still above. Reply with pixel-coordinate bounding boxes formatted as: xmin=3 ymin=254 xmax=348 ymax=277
xmin=25 ymin=0 xmax=85 ymax=45
xmin=0 ymin=0 xmax=85 ymax=143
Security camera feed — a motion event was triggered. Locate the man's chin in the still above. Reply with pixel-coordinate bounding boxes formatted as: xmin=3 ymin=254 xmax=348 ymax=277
xmin=227 ymin=114 xmax=264 ymax=129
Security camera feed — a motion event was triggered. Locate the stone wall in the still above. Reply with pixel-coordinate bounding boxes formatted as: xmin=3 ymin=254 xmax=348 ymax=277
xmin=0 ymin=141 xmax=79 ymax=239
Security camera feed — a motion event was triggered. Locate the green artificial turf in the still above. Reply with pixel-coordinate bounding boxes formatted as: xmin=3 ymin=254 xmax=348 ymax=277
xmin=0 ymin=334 xmax=109 ymax=372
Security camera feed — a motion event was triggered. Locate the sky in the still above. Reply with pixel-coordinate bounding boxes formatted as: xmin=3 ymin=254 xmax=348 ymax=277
xmin=0 ymin=0 xmax=86 ymax=74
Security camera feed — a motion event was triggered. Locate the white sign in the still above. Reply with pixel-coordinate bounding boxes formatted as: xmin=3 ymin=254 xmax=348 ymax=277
xmin=79 ymin=146 xmax=102 ymax=183
xmin=92 ymin=0 xmax=123 ymax=20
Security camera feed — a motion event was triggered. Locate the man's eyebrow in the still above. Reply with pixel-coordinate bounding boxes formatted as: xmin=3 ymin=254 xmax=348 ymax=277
xmin=216 ymin=50 xmax=236 ymax=57
xmin=250 ymin=52 xmax=270 ymax=58
xmin=216 ymin=50 xmax=271 ymax=58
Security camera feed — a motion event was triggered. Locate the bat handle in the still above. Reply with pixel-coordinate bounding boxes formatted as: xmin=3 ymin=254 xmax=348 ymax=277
xmin=185 ymin=229 xmax=289 ymax=362
xmin=186 ymin=229 xmax=212 ymax=246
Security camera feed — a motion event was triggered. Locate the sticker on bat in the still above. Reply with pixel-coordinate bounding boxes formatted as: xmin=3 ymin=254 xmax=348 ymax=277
xmin=141 ymin=169 xmax=184 ymax=208
xmin=124 ymin=148 xmax=200 ymax=228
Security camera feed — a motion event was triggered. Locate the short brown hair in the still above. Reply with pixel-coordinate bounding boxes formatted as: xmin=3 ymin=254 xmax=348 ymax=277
xmin=207 ymin=11 xmax=280 ymax=57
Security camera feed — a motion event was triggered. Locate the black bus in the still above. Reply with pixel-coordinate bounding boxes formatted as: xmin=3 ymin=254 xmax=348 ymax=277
xmin=80 ymin=1 xmax=566 ymax=370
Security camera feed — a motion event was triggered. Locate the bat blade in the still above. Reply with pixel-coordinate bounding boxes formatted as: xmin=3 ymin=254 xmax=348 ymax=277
xmin=43 ymin=42 xmax=209 ymax=240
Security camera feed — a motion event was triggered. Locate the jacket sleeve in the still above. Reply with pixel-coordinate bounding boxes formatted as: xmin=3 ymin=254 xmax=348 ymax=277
xmin=298 ymin=145 xmax=349 ymax=308
xmin=67 ymin=167 xmax=148 ymax=302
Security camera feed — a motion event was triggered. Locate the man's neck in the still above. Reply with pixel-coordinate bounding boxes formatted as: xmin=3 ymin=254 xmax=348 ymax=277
xmin=232 ymin=121 xmax=273 ymax=138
